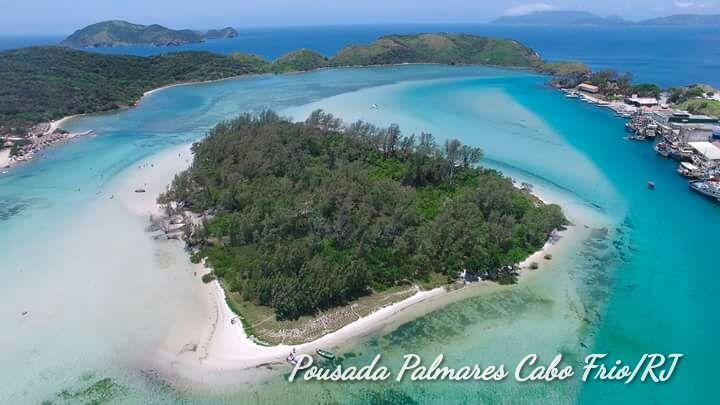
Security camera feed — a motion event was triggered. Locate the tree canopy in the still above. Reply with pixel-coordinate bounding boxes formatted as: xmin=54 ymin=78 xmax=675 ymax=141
xmin=160 ymin=111 xmax=566 ymax=320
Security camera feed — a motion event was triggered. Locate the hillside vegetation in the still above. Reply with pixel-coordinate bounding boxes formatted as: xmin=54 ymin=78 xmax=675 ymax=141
xmin=159 ymin=111 xmax=566 ymax=320
xmin=331 ymin=34 xmax=541 ymax=67
xmin=0 ymin=47 xmax=265 ymax=134
xmin=61 ymin=20 xmax=238 ymax=48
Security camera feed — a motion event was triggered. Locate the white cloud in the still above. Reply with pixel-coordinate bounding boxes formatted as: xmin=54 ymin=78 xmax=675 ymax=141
xmin=503 ymin=3 xmax=556 ymax=16
xmin=673 ymin=0 xmax=716 ymax=8
xmin=673 ymin=1 xmax=695 ymax=7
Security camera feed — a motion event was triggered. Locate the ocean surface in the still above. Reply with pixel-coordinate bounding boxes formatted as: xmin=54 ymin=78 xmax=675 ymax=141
xmin=2 ymin=63 xmax=719 ymax=404
xmin=2 ymin=24 xmax=720 ymax=88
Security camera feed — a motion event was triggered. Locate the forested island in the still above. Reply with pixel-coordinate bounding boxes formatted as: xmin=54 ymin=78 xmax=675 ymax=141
xmin=60 ymin=20 xmax=238 ymax=48
xmin=158 ymin=111 xmax=566 ymax=321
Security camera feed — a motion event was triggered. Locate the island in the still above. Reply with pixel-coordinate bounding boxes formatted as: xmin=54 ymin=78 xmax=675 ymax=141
xmin=156 ymin=110 xmax=566 ymax=342
xmin=0 ymin=33 xmax=542 ymax=167
xmin=60 ymin=20 xmax=238 ymax=48
xmin=492 ymin=10 xmax=629 ymax=26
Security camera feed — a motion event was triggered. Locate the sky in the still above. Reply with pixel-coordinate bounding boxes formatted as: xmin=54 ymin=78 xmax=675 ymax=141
xmin=0 ymin=0 xmax=718 ymax=35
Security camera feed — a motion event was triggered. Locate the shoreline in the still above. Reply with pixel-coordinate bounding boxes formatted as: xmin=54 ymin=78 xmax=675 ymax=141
xmin=124 ymin=145 xmax=585 ymax=387
xmin=158 ymin=221 xmax=581 ymax=389
xmin=3 ymin=61 xmax=541 ymax=173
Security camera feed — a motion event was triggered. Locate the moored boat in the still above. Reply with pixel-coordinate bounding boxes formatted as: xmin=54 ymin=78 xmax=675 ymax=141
xmin=654 ymin=142 xmax=671 ymax=158
xmin=316 ymin=348 xmax=335 ymax=360
xmin=689 ymin=180 xmax=720 ymax=201
xmin=677 ymin=162 xmax=703 ymax=179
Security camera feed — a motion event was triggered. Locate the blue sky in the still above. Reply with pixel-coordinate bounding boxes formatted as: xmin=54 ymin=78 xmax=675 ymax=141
xmin=1 ymin=0 xmax=718 ymax=35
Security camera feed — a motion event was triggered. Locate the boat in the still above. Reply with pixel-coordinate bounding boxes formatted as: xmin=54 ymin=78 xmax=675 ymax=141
xmin=134 ymin=188 xmax=146 ymax=193
xmin=677 ymin=162 xmax=703 ymax=179
xmin=287 ymin=354 xmax=298 ymax=366
xmin=565 ymin=91 xmax=579 ymax=98
xmin=316 ymin=348 xmax=335 ymax=360
xmin=689 ymin=180 xmax=720 ymax=201
xmin=654 ymin=142 xmax=671 ymax=158
xmin=647 ymin=181 xmax=656 ymax=190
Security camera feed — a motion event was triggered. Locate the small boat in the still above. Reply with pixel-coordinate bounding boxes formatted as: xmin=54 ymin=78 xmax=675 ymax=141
xmin=316 ymin=349 xmax=335 ymax=360
xmin=647 ymin=181 xmax=656 ymax=190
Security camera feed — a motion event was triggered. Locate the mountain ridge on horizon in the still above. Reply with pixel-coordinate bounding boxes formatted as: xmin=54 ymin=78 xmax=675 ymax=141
xmin=492 ymin=10 xmax=720 ymax=26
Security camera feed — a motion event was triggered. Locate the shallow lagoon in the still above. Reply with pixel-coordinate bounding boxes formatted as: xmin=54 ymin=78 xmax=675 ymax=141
xmin=1 ymin=65 xmax=718 ymax=403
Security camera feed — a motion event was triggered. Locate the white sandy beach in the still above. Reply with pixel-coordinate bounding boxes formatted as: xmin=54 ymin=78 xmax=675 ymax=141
xmin=0 ymin=148 xmax=10 ymax=168
xmin=107 ymin=142 xmax=592 ymax=388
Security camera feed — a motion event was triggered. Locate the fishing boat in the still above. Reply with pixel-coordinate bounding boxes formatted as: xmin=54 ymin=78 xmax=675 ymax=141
xmin=677 ymin=162 xmax=703 ymax=179
xmin=654 ymin=142 xmax=671 ymax=158
xmin=316 ymin=348 xmax=335 ymax=360
xmin=689 ymin=180 xmax=720 ymax=201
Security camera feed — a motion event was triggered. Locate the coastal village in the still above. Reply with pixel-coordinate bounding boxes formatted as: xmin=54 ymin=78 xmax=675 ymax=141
xmin=560 ymin=80 xmax=720 ymax=203
xmin=0 ymin=121 xmax=94 ymax=170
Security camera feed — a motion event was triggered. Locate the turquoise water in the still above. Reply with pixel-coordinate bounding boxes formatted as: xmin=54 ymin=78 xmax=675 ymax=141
xmin=1 ymin=65 xmax=719 ymax=403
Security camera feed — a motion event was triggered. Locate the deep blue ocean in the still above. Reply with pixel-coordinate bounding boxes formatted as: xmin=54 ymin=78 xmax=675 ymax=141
xmin=1 ymin=24 xmax=719 ymax=88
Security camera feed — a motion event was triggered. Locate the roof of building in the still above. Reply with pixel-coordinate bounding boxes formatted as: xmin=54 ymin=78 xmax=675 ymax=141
xmin=627 ymin=97 xmax=659 ymax=105
xmin=578 ymin=83 xmax=599 ymax=91
xmin=688 ymin=141 xmax=720 ymax=160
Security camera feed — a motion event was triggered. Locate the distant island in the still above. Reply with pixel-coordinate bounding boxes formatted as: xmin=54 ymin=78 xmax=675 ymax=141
xmin=640 ymin=14 xmax=720 ymax=26
xmin=493 ymin=11 xmax=629 ymax=26
xmin=60 ymin=20 xmax=238 ymax=48
xmin=157 ymin=111 xmax=566 ymax=327
xmin=492 ymin=10 xmax=720 ymax=26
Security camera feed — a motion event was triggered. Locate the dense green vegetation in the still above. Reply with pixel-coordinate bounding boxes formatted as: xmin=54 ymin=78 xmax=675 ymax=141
xmin=0 ymin=47 xmax=265 ymax=135
xmin=678 ymin=99 xmax=720 ymax=117
xmin=61 ymin=20 xmax=237 ymax=48
xmin=160 ymin=111 xmax=566 ymax=320
xmin=271 ymin=49 xmax=328 ymax=73
xmin=539 ymin=61 xmax=591 ymax=88
xmin=330 ymin=34 xmax=541 ymax=68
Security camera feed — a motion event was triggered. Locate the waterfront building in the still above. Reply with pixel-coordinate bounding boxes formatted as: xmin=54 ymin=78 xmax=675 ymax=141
xmin=625 ymin=96 xmax=659 ymax=107
xmin=577 ymin=83 xmax=599 ymax=93
xmin=688 ymin=141 xmax=720 ymax=166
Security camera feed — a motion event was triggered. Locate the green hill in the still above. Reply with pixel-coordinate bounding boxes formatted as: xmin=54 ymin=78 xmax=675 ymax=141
xmin=330 ymin=33 xmax=541 ymax=68
xmin=204 ymin=27 xmax=239 ymax=40
xmin=61 ymin=20 xmax=238 ymax=48
xmin=271 ymin=49 xmax=328 ymax=73
xmin=0 ymin=47 xmax=266 ymax=134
